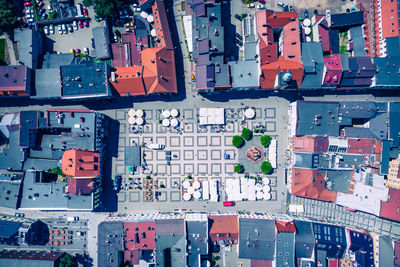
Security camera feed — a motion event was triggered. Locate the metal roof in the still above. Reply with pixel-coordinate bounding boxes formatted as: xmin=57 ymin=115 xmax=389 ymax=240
xmin=293 ymin=220 xmax=315 ymax=259
xmin=42 ymin=53 xmax=74 ymax=69
xmin=0 ymin=220 xmax=22 ymax=238
xmin=124 ymin=146 xmax=141 ymax=167
xmin=34 ymin=68 xmax=62 ymax=99
xmin=92 ymin=27 xmax=111 ymax=59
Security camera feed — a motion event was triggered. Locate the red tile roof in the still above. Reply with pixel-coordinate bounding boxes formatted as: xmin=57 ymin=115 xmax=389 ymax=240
xmin=380 ymin=0 xmax=399 ymax=40
xmin=291 ymin=168 xmax=337 ymax=202
xmin=111 ymin=33 xmax=142 ymax=68
xmin=251 ymin=259 xmax=273 ymax=267
xmin=323 ymin=54 xmax=342 ymax=85
xmin=0 ymin=66 xmax=30 ymax=96
xmin=260 ymin=56 xmax=304 ymax=89
xmin=124 ymin=221 xmax=156 ymax=250
xmin=67 ymin=177 xmax=94 ymax=195
xmin=395 ymin=241 xmax=400 ymax=265
xmin=347 ymin=138 xmax=382 ymax=155
xmin=380 ymin=188 xmax=400 ymax=222
xmin=283 ymin=19 xmax=301 ymax=63
xmin=61 ymin=149 xmax=100 ymax=178
xmin=275 ymin=220 xmax=297 ymax=233
xmin=209 ymin=215 xmax=239 ymax=244
xmin=109 ymin=66 xmax=146 ymax=96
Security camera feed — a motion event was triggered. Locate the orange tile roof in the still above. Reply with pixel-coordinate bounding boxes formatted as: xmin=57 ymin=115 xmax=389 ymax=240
xmin=109 ymin=66 xmax=146 ymax=96
xmin=266 ymin=12 xmax=297 ymax=27
xmin=291 ymin=168 xmax=337 ymax=202
xmin=292 ymin=136 xmax=315 ymax=153
xmin=275 ymin=220 xmax=296 ymax=233
xmin=381 ymin=0 xmax=399 ymax=39
xmin=283 ymin=19 xmax=301 ymax=63
xmin=260 ymin=56 xmax=304 ymax=89
xmin=209 ymin=215 xmax=239 ymax=243
xmin=61 ymin=149 xmax=100 ymax=178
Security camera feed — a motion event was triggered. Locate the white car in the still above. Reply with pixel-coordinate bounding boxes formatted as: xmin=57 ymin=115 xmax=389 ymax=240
xmin=58 ymin=25 xmax=63 ymax=34
xmin=73 ymin=20 xmax=78 ymax=31
xmin=83 ymin=47 xmax=89 ymax=55
xmin=47 ymin=5 xmax=53 ymax=12
xmin=44 ymin=25 xmax=49 ymax=35
xmin=49 ymin=24 xmax=54 ymax=34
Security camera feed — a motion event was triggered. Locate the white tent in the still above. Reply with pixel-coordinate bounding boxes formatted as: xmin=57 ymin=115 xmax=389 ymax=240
xmin=136 ymin=117 xmax=144 ymax=125
xmin=128 ymin=116 xmax=136 ymax=125
xmin=162 ymin=119 xmax=170 ymax=127
xmin=268 ymin=139 xmax=277 ymax=168
xmin=263 ymin=177 xmax=270 ymax=185
xmin=202 ymin=181 xmax=210 ymax=200
xmin=140 ymin=11 xmax=148 ymax=18
xmin=244 ymin=108 xmax=255 ymax=119
xmin=136 ymin=109 xmax=144 ymax=117
xmin=263 ymin=185 xmax=271 ymax=192
xmin=171 ymin=109 xmax=179 ymax=117
xmin=171 ymin=118 xmax=179 ymax=127
xmin=199 ymin=108 xmax=225 ymax=125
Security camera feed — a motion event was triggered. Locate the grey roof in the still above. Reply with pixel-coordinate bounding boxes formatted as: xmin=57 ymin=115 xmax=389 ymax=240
xmin=124 ymin=146 xmax=141 ymax=167
xmin=325 ymin=170 xmax=352 ymax=192
xmin=244 ymin=42 xmax=258 ymax=61
xmin=301 ymin=42 xmax=324 ymax=89
xmin=19 ymin=110 xmax=37 ymax=148
xmin=312 ymin=223 xmax=346 ymax=258
xmin=42 ymin=53 xmax=74 ymax=69
xmin=14 ymin=29 xmax=42 ymax=69
xmin=349 ymin=26 xmax=366 ymax=57
xmin=0 ymin=181 xmax=21 ymax=210
xmin=98 ymin=221 xmax=124 ymax=267
xmin=373 ymin=38 xmax=400 ymax=87
xmin=33 ymin=68 xmax=62 ymax=99
xmin=0 ymin=130 xmax=24 ymax=171
xmin=330 ymin=11 xmax=364 ymax=29
xmin=0 ymin=220 xmax=22 ymax=238
xmin=390 ymin=102 xmax=400 ymax=147
xmin=92 ymin=27 xmax=111 ymax=59
xmin=293 ymin=152 xmax=319 ymax=169
xmin=293 ymin=220 xmax=315 ymax=259
xmin=379 ymin=236 xmax=394 ymax=267
xmin=229 ymin=60 xmax=259 ymax=88
xmin=0 ymin=250 xmax=64 ymax=267
xmin=276 ymin=232 xmax=295 ymax=267
xmin=186 ymin=220 xmax=208 ymax=267
xmin=339 ymin=102 xmax=377 ymax=118
xmin=60 ymin=62 xmax=111 ymax=99
xmin=23 ymin=158 xmax=58 ymax=171
xmin=238 ymin=218 xmax=275 ymax=260
xmin=19 ymin=171 xmax=93 ymax=211
xmin=155 ymin=219 xmax=186 ymax=267
xmin=243 ymin=16 xmax=256 ymax=42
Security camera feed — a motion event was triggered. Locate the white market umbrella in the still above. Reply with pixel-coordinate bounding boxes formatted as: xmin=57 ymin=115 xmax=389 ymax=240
xmin=263 ymin=185 xmax=271 ymax=193
xmin=136 ymin=109 xmax=144 ymax=117
xmin=193 ymin=190 xmax=201 ymax=199
xmin=264 ymin=192 xmax=271 ymax=200
xmin=151 ymin=29 xmax=156 ymax=37
xmin=128 ymin=109 xmax=136 ymax=117
xmin=162 ymin=119 xmax=170 ymax=127
xmin=183 ymin=192 xmax=191 ymax=201
xmin=193 ymin=181 xmax=201 ymax=189
xmin=256 ymin=191 xmax=264 ymax=200
xmin=171 ymin=118 xmax=179 ymax=127
xmin=182 ymin=180 xmax=190 ymax=189
xmin=187 ymin=187 xmax=195 ymax=194
xmin=147 ymin=15 xmax=154 ymax=23
xmin=140 ymin=11 xmax=148 ymax=19
xmin=136 ymin=117 xmax=144 ymax=125
xmin=162 ymin=110 xmax=171 ymax=118
xmin=128 ymin=116 xmax=136 ymax=125
xmin=303 ymin=18 xmax=311 ymax=27
xmin=304 ymin=27 xmax=311 ymax=35
xmin=171 ymin=109 xmax=179 ymax=117
xmin=263 ymin=177 xmax=270 ymax=185
xmin=244 ymin=108 xmax=255 ymax=119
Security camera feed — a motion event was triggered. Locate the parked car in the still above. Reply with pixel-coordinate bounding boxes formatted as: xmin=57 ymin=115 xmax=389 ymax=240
xmin=113 ymin=33 xmax=118 ymax=43
xmin=94 ymin=15 xmax=102 ymax=22
xmin=223 ymin=201 xmax=235 ymax=207
xmin=73 ymin=21 xmax=78 ymax=30
xmin=43 ymin=25 xmax=49 ymax=35
xmin=82 ymin=7 xmax=88 ymax=17
xmin=75 ymin=48 xmax=81 ymax=54
xmin=27 ymin=18 xmax=34 ymax=23
xmin=78 ymin=20 xmax=83 ymax=28
xmin=149 ymin=144 xmax=165 ymax=150
xmin=351 ymin=7 xmax=356 ymax=12
xmin=41 ymin=13 xmax=47 ymax=20
xmin=24 ymin=2 xmax=31 ymax=7
xmin=235 ymin=39 xmax=243 ymax=46
xmin=37 ymin=1 xmax=44 ymax=7
xmin=235 ymin=32 xmax=242 ymax=40
xmin=58 ymin=24 xmax=62 ymax=34
xmin=304 ymin=10 xmax=309 ymax=18
xmin=15 ymin=213 xmax=25 ymax=217
xmin=91 ymin=38 xmax=95 ymax=49
xmin=113 ymin=175 xmax=122 ymax=191
xmin=84 ymin=20 xmax=89 ymax=27
xmin=47 ymin=5 xmax=53 ymax=12
xmin=83 ymin=47 xmax=89 ymax=55
xmin=68 ymin=23 xmax=73 ymax=33
xmin=62 ymin=24 xmax=67 ymax=34
xmin=234 ymin=14 xmax=242 ymax=21
xmin=49 ymin=24 xmax=54 ymax=34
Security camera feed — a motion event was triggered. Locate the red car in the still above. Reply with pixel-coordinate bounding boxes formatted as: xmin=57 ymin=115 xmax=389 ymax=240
xmin=78 ymin=20 xmax=83 ymax=28
xmin=84 ymin=20 xmax=89 ymax=27
xmin=223 ymin=201 xmax=235 ymax=207
xmin=24 ymin=2 xmax=31 ymax=6
xmin=82 ymin=8 xmax=88 ymax=17
xmin=37 ymin=1 xmax=44 ymax=7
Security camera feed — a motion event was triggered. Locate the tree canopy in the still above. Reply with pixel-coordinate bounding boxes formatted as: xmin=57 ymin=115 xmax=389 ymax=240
xmin=234 ymin=164 xmax=244 ymax=173
xmin=261 ymin=135 xmax=271 ymax=147
xmin=0 ymin=0 xmax=17 ymax=34
xmin=241 ymin=127 xmax=252 ymax=141
xmin=94 ymin=0 xmax=120 ymax=18
xmin=260 ymin=161 xmax=272 ymax=174
xmin=232 ymin=135 xmax=244 ymax=148
xmin=59 ymin=253 xmax=75 ymax=267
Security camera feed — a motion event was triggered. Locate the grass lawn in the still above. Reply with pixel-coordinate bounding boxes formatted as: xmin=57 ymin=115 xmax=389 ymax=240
xmin=0 ymin=39 xmax=5 ymax=65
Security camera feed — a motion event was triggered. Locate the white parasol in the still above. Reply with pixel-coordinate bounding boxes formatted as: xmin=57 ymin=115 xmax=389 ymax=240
xmin=147 ymin=15 xmax=154 ymax=23
xmin=128 ymin=109 xmax=136 ymax=117
xmin=263 ymin=177 xmax=270 ymax=185
xmin=162 ymin=110 xmax=171 ymax=118
xmin=263 ymin=185 xmax=271 ymax=192
xmin=244 ymin=108 xmax=255 ymax=119
xmin=303 ymin=18 xmax=311 ymax=27
xmin=182 ymin=180 xmax=190 ymax=189
xmin=187 ymin=187 xmax=195 ymax=194
xmin=136 ymin=109 xmax=144 ymax=117
xmin=304 ymin=27 xmax=311 ymax=35
xmin=128 ymin=116 xmax=136 ymax=125
xmin=183 ymin=192 xmax=191 ymax=201
xmin=171 ymin=109 xmax=179 ymax=117
xmin=193 ymin=190 xmax=201 ymax=199
xmin=256 ymin=191 xmax=264 ymax=200
xmin=150 ymin=29 xmax=156 ymax=37
xmin=162 ymin=119 xmax=170 ymax=127
xmin=264 ymin=192 xmax=271 ymax=200
xmin=140 ymin=11 xmax=148 ymax=19
xmin=171 ymin=118 xmax=179 ymax=127
xmin=193 ymin=180 xmax=201 ymax=189
xmin=136 ymin=117 xmax=144 ymax=125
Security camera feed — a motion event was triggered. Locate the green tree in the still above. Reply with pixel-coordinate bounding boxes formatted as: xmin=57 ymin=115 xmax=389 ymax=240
xmin=0 ymin=0 xmax=17 ymax=34
xmin=241 ymin=127 xmax=252 ymax=141
xmin=232 ymin=135 xmax=244 ymax=148
xmin=59 ymin=253 xmax=75 ymax=267
xmin=82 ymin=0 xmax=94 ymax=7
xmin=260 ymin=161 xmax=272 ymax=174
xmin=94 ymin=0 xmax=120 ymax=18
xmin=234 ymin=164 xmax=244 ymax=173
xmin=261 ymin=135 xmax=271 ymax=147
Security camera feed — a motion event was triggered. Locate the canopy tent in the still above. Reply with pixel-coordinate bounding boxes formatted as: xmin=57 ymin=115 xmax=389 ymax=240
xmin=198 ymin=108 xmax=225 ymax=125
